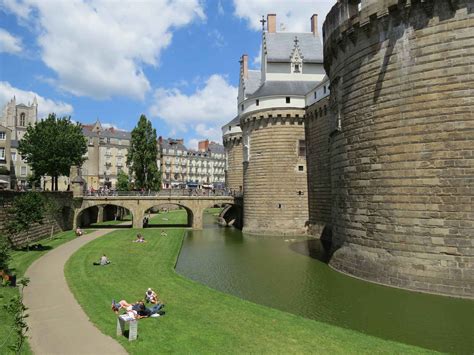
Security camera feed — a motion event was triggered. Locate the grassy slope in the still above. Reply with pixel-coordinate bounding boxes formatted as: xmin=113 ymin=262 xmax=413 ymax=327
xmin=0 ymin=230 xmax=94 ymax=354
xmin=65 ymin=228 xmax=431 ymax=354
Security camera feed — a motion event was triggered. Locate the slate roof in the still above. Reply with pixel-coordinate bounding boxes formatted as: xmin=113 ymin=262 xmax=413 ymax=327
xmin=82 ymin=126 xmax=131 ymax=139
xmin=208 ymin=142 xmax=225 ymax=154
xmin=244 ymin=70 xmax=261 ymax=96
xmin=223 ymin=116 xmax=240 ymax=129
xmin=160 ymin=138 xmax=187 ymax=151
xmin=265 ymin=32 xmax=323 ymax=63
xmin=249 ymin=81 xmax=316 ymax=99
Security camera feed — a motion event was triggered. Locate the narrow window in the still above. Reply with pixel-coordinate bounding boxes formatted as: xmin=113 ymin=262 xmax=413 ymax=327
xmin=19 ymin=113 xmax=26 ymax=126
xmin=0 ymin=147 xmax=5 ymax=159
xmin=323 ymin=86 xmax=327 ymax=94
xmin=0 ymin=132 xmax=5 ymax=140
xmin=298 ymin=140 xmax=306 ymax=157
xmin=286 ymin=97 xmax=291 ymax=104
xmin=298 ymin=165 xmax=304 ymax=172
xmin=294 ymin=64 xmax=300 ymax=73
xmin=241 ymin=104 xmax=244 ymax=111
xmin=314 ymin=91 xmax=317 ymax=99
xmin=256 ymin=99 xmax=259 ymax=106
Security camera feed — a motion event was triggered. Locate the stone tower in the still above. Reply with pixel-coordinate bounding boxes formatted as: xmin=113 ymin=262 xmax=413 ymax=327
xmin=239 ymin=14 xmax=326 ymax=235
xmin=320 ymin=0 xmax=474 ymax=298
xmin=222 ymin=116 xmax=243 ymax=193
xmin=1 ymin=96 xmax=38 ymax=141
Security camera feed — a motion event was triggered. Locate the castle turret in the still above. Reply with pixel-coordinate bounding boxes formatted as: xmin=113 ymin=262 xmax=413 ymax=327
xmin=239 ymin=13 xmax=325 ymax=235
xmin=222 ymin=116 xmax=243 ymax=193
xmin=319 ymin=0 xmax=474 ymax=298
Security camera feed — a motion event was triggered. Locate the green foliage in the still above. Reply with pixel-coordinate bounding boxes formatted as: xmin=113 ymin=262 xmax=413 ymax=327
xmin=116 ymin=171 xmax=130 ymax=191
xmin=0 ymin=166 xmax=10 ymax=175
xmin=126 ymin=115 xmax=161 ymax=191
xmin=3 ymin=278 xmax=29 ymax=354
xmin=26 ymin=174 xmax=41 ymax=190
xmin=0 ymin=236 xmax=11 ymax=271
xmin=18 ymin=113 xmax=87 ymax=191
xmin=6 ymin=192 xmax=46 ymax=250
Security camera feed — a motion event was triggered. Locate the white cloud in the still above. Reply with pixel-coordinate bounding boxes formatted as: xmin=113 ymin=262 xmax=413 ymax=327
xmin=217 ymin=1 xmax=225 ymax=15
xmin=2 ymin=0 xmax=205 ymax=100
xmin=187 ymin=138 xmax=200 ymax=151
xmin=252 ymin=47 xmax=262 ymax=68
xmin=232 ymin=0 xmax=334 ymax=33
xmin=149 ymin=74 xmax=237 ymax=135
xmin=0 ymin=81 xmax=73 ymax=118
xmin=0 ymin=28 xmax=22 ymax=54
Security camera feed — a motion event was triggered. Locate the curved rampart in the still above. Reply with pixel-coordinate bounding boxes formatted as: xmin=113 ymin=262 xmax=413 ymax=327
xmin=223 ymin=133 xmax=244 ymax=192
xmin=241 ymin=108 xmax=309 ymax=235
xmin=322 ymin=0 xmax=474 ymax=298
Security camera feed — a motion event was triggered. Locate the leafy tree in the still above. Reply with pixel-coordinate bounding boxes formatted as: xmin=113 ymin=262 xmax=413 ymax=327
xmin=116 ymin=171 xmax=130 ymax=191
xmin=18 ymin=114 xmax=87 ymax=191
xmin=126 ymin=115 xmax=161 ymax=190
xmin=6 ymin=192 xmax=46 ymax=250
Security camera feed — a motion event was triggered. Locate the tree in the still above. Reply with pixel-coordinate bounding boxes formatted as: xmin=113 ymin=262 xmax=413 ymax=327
xmin=126 ymin=115 xmax=161 ymax=190
xmin=0 ymin=236 xmax=11 ymax=271
xmin=6 ymin=192 xmax=46 ymax=250
xmin=116 ymin=170 xmax=130 ymax=191
xmin=18 ymin=114 xmax=87 ymax=191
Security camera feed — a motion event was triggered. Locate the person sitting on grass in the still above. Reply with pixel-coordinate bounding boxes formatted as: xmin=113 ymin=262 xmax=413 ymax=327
xmin=75 ymin=227 xmax=83 ymax=236
xmin=133 ymin=233 xmax=146 ymax=243
xmin=93 ymin=254 xmax=111 ymax=265
xmin=145 ymin=288 xmax=159 ymax=304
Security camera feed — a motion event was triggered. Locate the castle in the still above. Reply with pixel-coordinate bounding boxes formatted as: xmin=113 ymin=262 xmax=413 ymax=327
xmin=224 ymin=1 xmax=473 ymax=298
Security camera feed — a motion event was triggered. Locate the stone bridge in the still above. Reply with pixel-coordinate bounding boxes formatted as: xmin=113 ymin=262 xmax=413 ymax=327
xmin=73 ymin=196 xmax=237 ymax=229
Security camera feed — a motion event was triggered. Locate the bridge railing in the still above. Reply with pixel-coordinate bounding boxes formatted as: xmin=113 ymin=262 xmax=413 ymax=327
xmin=80 ymin=189 xmax=240 ymax=198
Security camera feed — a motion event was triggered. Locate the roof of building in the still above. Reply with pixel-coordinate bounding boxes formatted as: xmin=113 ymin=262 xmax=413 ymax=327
xmin=223 ymin=116 xmax=240 ymax=129
xmin=244 ymin=70 xmax=261 ymax=95
xmin=208 ymin=142 xmax=225 ymax=154
xmin=265 ymin=32 xmax=323 ymax=63
xmin=82 ymin=125 xmax=131 ymax=139
xmin=160 ymin=138 xmax=187 ymax=151
xmin=249 ymin=80 xmax=316 ymax=99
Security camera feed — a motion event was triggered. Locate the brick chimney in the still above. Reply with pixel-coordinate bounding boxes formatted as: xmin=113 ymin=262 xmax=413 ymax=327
xmin=311 ymin=14 xmax=318 ymax=36
xmin=267 ymin=14 xmax=276 ymax=33
xmin=198 ymin=139 xmax=210 ymax=152
xmin=240 ymin=54 xmax=248 ymax=79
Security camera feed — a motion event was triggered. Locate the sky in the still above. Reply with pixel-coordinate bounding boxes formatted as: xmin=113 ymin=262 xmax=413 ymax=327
xmin=0 ymin=0 xmax=335 ymax=150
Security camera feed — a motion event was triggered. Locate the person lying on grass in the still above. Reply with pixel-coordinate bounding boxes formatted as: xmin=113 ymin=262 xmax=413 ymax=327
xmin=112 ymin=299 xmax=165 ymax=319
xmin=133 ymin=233 xmax=147 ymax=243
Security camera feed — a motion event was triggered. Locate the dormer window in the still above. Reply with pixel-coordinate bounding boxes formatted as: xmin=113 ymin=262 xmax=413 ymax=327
xmin=256 ymin=99 xmax=259 ymax=106
xmin=294 ymin=64 xmax=300 ymax=73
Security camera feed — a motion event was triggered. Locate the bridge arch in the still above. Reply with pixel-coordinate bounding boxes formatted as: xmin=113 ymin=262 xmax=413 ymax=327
xmin=75 ymin=203 xmax=133 ymax=228
xmin=143 ymin=203 xmax=193 ymax=228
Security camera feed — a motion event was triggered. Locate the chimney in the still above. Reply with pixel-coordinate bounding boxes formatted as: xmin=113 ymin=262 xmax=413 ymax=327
xmin=198 ymin=139 xmax=209 ymax=152
xmin=240 ymin=54 xmax=248 ymax=79
xmin=267 ymin=14 xmax=276 ymax=33
xmin=311 ymin=14 xmax=318 ymax=36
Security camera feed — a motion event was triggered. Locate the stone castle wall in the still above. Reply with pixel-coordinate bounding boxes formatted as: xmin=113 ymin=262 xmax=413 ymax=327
xmin=241 ymin=109 xmax=309 ymax=235
xmin=305 ymin=96 xmax=332 ymax=238
xmin=321 ymin=0 xmax=474 ymax=298
xmin=223 ymin=135 xmax=244 ymax=193
xmin=0 ymin=191 xmax=74 ymax=247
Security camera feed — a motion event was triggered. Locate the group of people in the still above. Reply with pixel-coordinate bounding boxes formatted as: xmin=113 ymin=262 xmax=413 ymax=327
xmin=112 ymin=288 xmax=164 ymax=320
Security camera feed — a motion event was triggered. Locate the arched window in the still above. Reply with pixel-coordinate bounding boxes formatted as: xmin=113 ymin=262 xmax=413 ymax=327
xmin=19 ymin=113 xmax=26 ymax=126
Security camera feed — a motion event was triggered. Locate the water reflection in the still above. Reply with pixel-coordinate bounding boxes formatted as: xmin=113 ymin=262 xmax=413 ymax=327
xmin=176 ymin=213 xmax=474 ymax=354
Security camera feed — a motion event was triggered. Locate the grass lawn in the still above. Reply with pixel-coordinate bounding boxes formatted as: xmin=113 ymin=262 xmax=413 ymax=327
xmin=90 ymin=214 xmax=132 ymax=227
xmin=0 ymin=229 xmax=95 ymax=354
xmin=65 ymin=229 xmax=430 ymax=354
xmin=148 ymin=209 xmax=188 ymax=225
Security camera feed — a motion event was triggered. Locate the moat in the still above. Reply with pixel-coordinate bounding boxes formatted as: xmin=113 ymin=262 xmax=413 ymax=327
xmin=176 ymin=214 xmax=474 ymax=354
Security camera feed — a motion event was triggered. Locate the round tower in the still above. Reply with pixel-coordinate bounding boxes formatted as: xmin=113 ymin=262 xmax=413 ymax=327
xmin=222 ymin=116 xmax=244 ymax=193
xmin=322 ymin=0 xmax=474 ymax=298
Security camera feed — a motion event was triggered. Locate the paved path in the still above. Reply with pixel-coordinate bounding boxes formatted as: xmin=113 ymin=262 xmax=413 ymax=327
xmin=24 ymin=230 xmax=127 ymax=355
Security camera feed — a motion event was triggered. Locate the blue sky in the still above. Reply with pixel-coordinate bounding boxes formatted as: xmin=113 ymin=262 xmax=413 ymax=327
xmin=0 ymin=0 xmax=334 ymax=150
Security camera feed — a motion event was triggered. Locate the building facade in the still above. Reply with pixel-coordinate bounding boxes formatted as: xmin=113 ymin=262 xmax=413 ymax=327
xmin=158 ymin=138 xmax=225 ymax=189
xmin=314 ymin=0 xmax=474 ymax=298
xmin=0 ymin=97 xmax=37 ymax=188
xmin=238 ymin=13 xmax=325 ymax=235
xmin=81 ymin=120 xmax=131 ymax=190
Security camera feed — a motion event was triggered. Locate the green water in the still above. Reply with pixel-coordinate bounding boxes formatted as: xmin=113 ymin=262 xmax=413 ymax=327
xmin=176 ymin=215 xmax=474 ymax=354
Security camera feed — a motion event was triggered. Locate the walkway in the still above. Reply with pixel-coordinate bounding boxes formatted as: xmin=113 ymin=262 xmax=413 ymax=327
xmin=24 ymin=230 xmax=127 ymax=355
